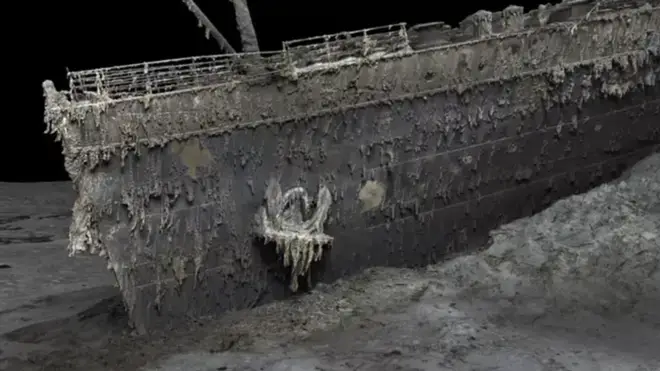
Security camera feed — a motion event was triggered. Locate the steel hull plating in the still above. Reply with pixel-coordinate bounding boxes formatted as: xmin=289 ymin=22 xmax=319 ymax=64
xmin=44 ymin=0 xmax=659 ymax=332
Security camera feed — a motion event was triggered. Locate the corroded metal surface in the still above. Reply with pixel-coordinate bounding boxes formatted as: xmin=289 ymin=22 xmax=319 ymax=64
xmin=44 ymin=0 xmax=660 ymax=332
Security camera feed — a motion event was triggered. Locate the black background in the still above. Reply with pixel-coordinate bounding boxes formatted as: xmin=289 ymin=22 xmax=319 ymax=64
xmin=3 ymin=0 xmax=540 ymax=182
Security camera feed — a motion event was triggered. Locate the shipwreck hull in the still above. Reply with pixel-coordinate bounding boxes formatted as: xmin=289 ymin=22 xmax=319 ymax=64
xmin=45 ymin=0 xmax=659 ymax=332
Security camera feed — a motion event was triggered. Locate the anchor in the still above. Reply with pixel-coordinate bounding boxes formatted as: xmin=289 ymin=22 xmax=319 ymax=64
xmin=255 ymin=180 xmax=333 ymax=291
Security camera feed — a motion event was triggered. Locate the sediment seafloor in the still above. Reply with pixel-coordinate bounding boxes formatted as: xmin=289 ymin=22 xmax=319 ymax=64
xmin=1 ymin=152 xmax=659 ymax=371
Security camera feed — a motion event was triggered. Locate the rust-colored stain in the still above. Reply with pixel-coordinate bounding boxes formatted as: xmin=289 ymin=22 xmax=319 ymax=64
xmin=171 ymin=138 xmax=213 ymax=179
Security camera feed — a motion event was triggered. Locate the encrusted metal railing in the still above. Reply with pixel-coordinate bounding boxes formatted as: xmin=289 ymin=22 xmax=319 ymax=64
xmin=282 ymin=23 xmax=410 ymax=70
xmin=63 ymin=0 xmax=651 ymax=103
xmin=67 ymin=52 xmax=284 ymax=101
xmin=65 ymin=23 xmax=411 ymax=102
